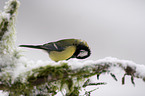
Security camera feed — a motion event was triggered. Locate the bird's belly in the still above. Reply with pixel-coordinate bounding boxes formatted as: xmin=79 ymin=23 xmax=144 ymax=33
xmin=49 ymin=46 xmax=76 ymax=62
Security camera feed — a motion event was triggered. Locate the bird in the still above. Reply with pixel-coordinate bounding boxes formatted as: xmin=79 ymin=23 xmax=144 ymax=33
xmin=19 ymin=38 xmax=91 ymax=62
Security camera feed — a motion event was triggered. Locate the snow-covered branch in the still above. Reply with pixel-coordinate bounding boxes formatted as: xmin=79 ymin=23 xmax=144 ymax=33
xmin=0 ymin=0 xmax=20 ymax=67
xmin=0 ymin=0 xmax=145 ymax=96
xmin=25 ymin=57 xmax=145 ymax=86
xmin=1 ymin=57 xmax=145 ymax=95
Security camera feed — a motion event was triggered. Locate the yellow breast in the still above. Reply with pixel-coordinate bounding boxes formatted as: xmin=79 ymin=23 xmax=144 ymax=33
xmin=49 ymin=46 xmax=76 ymax=62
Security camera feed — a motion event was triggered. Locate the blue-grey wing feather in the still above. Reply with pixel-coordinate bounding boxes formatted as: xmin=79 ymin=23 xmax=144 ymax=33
xmin=42 ymin=43 xmax=64 ymax=52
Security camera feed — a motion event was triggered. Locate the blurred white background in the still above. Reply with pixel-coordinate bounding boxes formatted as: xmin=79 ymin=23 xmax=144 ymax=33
xmin=0 ymin=0 xmax=145 ymax=96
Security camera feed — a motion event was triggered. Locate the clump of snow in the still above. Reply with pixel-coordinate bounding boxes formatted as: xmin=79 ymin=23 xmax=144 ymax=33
xmin=67 ymin=57 xmax=145 ymax=80
xmin=135 ymin=64 xmax=145 ymax=78
xmin=67 ymin=59 xmax=87 ymax=69
xmin=0 ymin=12 xmax=10 ymax=20
xmin=67 ymin=57 xmax=137 ymax=70
xmin=0 ymin=90 xmax=8 ymax=96
xmin=11 ymin=56 xmax=71 ymax=82
xmin=0 ymin=0 xmax=20 ymax=67
xmin=4 ymin=0 xmax=20 ymax=14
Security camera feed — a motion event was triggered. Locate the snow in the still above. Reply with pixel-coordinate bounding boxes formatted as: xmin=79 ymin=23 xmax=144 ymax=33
xmin=0 ymin=91 xmax=8 ymax=96
xmin=135 ymin=64 xmax=145 ymax=78
xmin=4 ymin=0 xmax=20 ymax=13
xmin=0 ymin=0 xmax=20 ymax=67
xmin=10 ymin=56 xmax=145 ymax=82
xmin=0 ymin=12 xmax=10 ymax=20
xmin=67 ymin=57 xmax=136 ymax=70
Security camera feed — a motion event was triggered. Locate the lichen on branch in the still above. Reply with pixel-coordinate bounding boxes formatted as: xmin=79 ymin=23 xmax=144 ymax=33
xmin=0 ymin=0 xmax=20 ymax=55
xmin=3 ymin=57 xmax=145 ymax=95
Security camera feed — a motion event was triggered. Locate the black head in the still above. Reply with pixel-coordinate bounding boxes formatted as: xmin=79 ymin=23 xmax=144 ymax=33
xmin=73 ymin=44 xmax=91 ymax=59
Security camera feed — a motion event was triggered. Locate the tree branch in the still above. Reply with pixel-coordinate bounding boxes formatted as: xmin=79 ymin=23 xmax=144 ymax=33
xmin=1 ymin=57 xmax=145 ymax=95
xmin=26 ymin=58 xmax=145 ymax=85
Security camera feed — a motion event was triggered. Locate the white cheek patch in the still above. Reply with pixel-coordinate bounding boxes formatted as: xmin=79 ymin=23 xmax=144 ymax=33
xmin=78 ymin=50 xmax=88 ymax=57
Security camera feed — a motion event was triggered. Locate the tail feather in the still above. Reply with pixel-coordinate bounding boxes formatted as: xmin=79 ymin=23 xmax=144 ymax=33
xmin=19 ymin=45 xmax=43 ymax=50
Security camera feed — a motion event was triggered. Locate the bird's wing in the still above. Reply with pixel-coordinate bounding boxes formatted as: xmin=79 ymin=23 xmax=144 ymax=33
xmin=42 ymin=43 xmax=64 ymax=52
xmin=42 ymin=39 xmax=77 ymax=52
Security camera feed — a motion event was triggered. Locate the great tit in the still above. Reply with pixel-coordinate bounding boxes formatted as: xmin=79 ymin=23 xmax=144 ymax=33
xmin=19 ymin=39 xmax=91 ymax=62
